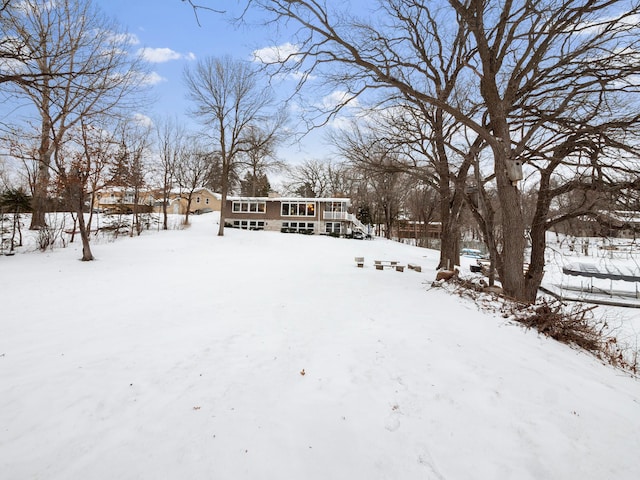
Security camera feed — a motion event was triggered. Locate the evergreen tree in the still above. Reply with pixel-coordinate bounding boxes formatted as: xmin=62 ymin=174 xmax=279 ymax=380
xmin=240 ymin=171 xmax=270 ymax=197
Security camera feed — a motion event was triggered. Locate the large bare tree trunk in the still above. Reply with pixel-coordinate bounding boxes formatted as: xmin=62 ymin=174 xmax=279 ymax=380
xmin=494 ymin=148 xmax=526 ymax=300
xmin=30 ymin=170 xmax=49 ymax=229
xmin=436 ymin=173 xmax=458 ymax=270
xmin=64 ymin=167 xmax=94 ymax=261
xmin=76 ymin=207 xmax=94 ymax=261
xmin=217 ymin=158 xmax=230 ymax=236
xmin=30 ymin=118 xmax=52 ymax=230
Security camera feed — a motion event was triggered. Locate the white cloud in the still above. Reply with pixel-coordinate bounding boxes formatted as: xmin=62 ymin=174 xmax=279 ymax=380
xmin=0 ymin=56 xmax=25 ymax=75
xmin=136 ymin=48 xmax=197 ymax=63
xmin=15 ymin=0 xmax=55 ymax=15
xmin=321 ymin=90 xmax=360 ymax=110
xmin=132 ymin=113 xmax=154 ymax=128
xmin=252 ymin=43 xmax=310 ymax=82
xmin=108 ymin=32 xmax=141 ymax=46
xmin=137 ymin=47 xmax=182 ymax=63
xmin=142 ymin=71 xmax=166 ymax=85
xmin=575 ymin=13 xmax=640 ymax=36
xmin=252 ymin=42 xmax=301 ymax=64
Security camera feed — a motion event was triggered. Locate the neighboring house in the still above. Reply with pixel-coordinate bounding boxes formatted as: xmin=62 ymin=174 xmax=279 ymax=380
xmin=157 ymin=188 xmax=222 ymax=215
xmin=223 ymin=196 xmax=366 ymax=235
xmin=95 ymin=186 xmax=222 ymax=215
xmin=601 ymin=210 xmax=640 ymax=238
xmin=394 ymin=220 xmax=442 ymax=241
xmin=94 ymin=187 xmax=155 ymax=214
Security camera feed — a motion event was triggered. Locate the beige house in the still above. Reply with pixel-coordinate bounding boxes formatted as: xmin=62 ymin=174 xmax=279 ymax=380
xmin=160 ymin=188 xmax=222 ymax=215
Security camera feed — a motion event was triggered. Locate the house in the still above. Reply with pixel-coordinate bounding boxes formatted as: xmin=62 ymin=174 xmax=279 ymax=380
xmin=394 ymin=220 xmax=442 ymax=240
xmin=93 ymin=187 xmax=155 ymax=214
xmin=94 ymin=186 xmax=222 ymax=216
xmin=223 ymin=196 xmax=366 ymax=235
xmin=157 ymin=187 xmax=222 ymax=215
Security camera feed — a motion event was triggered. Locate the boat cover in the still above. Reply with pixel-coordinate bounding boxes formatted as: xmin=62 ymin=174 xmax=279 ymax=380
xmin=562 ymin=262 xmax=640 ymax=282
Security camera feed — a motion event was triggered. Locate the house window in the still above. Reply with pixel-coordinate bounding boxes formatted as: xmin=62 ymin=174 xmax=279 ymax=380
xmin=325 ymin=202 xmax=345 ymax=212
xmin=325 ymin=222 xmax=341 ymax=234
xmin=232 ymin=201 xmax=266 ymax=213
xmin=281 ymin=202 xmax=316 ymax=217
xmin=196 ymin=196 xmax=201 ymax=203
xmin=283 ymin=221 xmax=314 ymax=233
xmin=306 ymin=203 xmax=315 ymax=215
xmin=233 ymin=220 xmax=265 ymax=230
xmin=205 ymin=198 xmax=210 ymax=205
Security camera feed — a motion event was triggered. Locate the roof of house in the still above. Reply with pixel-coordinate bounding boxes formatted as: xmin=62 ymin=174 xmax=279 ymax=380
xmin=227 ymin=196 xmax=351 ymax=204
xmin=169 ymin=187 xmax=221 ymax=199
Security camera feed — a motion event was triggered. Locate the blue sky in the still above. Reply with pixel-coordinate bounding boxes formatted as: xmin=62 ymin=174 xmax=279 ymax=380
xmin=96 ymin=1 xmax=271 ymax=120
xmin=95 ymin=0 xmax=332 ymax=166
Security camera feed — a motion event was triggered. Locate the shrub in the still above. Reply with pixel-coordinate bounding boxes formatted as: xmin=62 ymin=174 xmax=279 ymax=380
xmin=442 ymin=279 xmax=638 ymax=375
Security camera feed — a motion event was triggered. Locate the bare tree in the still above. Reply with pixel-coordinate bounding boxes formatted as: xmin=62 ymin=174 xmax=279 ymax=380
xmin=0 ymin=186 xmax=31 ymax=253
xmin=284 ymin=159 xmax=333 ymax=197
xmin=283 ymin=158 xmax=353 ymax=198
xmin=108 ymin=121 xmax=152 ymax=237
xmin=82 ymin=120 xmax=118 ymax=236
xmin=2 ymin=0 xmax=147 ymax=230
xmin=51 ymin=117 xmax=119 ymax=260
xmin=0 ymin=1 xmax=62 ymax=88
xmin=52 ymin=134 xmax=94 ymax=260
xmin=201 ymin=153 xmax=239 ymax=194
xmin=184 ymin=55 xmax=281 ymax=236
xmin=174 ymin=141 xmax=213 ymax=225
xmin=450 ymin=1 xmax=640 ymax=300
xmin=237 ymin=124 xmax=285 ymax=196
xmin=347 ymin=149 xmax=407 ymax=239
xmin=403 ymin=182 xmax=440 ymax=249
xmin=154 ymin=117 xmax=185 ymax=230
xmin=3 ymin=127 xmax=39 ymax=196
xmin=331 ymin=105 xmax=481 ymax=269
xmin=247 ymin=0 xmax=640 ymax=302
xmin=181 ymin=0 xmax=225 ymax=26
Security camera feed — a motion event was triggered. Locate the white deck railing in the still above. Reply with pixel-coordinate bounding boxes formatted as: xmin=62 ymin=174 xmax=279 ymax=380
xmin=323 ymin=211 xmax=348 ymax=220
xmin=323 ymin=211 xmax=367 ymax=233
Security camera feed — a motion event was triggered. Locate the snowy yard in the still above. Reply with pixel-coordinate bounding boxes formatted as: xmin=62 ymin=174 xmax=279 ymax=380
xmin=1 ymin=214 xmax=639 ymax=479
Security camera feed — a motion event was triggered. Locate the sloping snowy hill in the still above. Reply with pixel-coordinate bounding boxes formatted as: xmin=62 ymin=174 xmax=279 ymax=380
xmin=1 ymin=215 xmax=639 ymax=479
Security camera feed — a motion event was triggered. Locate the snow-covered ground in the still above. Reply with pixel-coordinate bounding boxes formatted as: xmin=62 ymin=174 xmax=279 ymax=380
xmin=1 ymin=214 xmax=639 ymax=479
